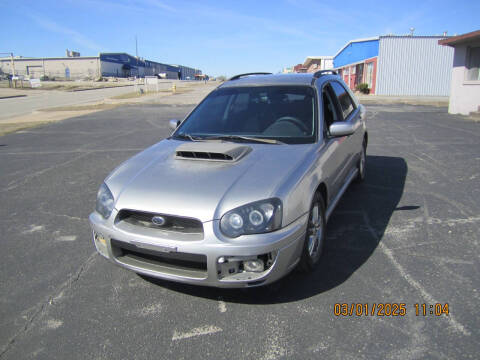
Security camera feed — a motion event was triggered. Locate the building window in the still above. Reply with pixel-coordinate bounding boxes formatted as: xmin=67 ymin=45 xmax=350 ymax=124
xmin=466 ymin=47 xmax=480 ymax=81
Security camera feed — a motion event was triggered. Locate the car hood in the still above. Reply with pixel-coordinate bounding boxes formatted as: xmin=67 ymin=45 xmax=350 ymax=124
xmin=106 ymin=139 xmax=314 ymax=223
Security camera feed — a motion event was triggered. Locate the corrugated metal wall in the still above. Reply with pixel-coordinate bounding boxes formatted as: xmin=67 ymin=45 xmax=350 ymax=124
xmin=0 ymin=58 xmax=100 ymax=79
xmin=376 ymin=36 xmax=454 ymax=96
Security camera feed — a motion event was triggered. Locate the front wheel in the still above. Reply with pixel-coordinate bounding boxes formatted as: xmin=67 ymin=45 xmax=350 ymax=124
xmin=299 ymin=192 xmax=326 ymax=272
xmin=356 ymin=140 xmax=367 ymax=183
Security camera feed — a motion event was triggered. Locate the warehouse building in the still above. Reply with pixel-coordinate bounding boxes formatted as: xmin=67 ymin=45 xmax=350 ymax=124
xmin=173 ymin=65 xmax=200 ymax=80
xmin=0 ymin=52 xmax=201 ymax=80
xmin=0 ymin=55 xmax=101 ymax=79
xmin=302 ymin=56 xmax=333 ymax=72
xmin=283 ymin=56 xmax=333 ymax=74
xmin=99 ymin=53 xmax=184 ymax=78
xmin=293 ymin=63 xmax=306 ymax=72
xmin=333 ymin=36 xmax=454 ymax=96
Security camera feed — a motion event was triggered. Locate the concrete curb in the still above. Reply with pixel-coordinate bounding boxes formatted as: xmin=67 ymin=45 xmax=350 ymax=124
xmin=361 ymin=100 xmax=449 ymax=107
xmin=357 ymin=95 xmax=449 ymax=107
xmin=0 ymin=94 xmax=27 ymax=100
xmin=70 ymin=84 xmax=135 ymax=92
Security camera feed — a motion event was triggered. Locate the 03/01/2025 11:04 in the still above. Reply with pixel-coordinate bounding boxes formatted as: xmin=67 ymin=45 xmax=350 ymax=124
xmin=333 ymin=303 xmax=449 ymax=316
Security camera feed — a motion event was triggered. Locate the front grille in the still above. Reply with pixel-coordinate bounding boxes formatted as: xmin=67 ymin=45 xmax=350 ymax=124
xmin=116 ymin=209 xmax=203 ymax=234
xmin=111 ymin=239 xmax=207 ymax=278
xmin=176 ymin=151 xmax=233 ymax=161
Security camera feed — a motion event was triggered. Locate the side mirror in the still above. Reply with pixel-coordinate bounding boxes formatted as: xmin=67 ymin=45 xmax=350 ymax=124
xmin=169 ymin=119 xmax=180 ymax=130
xmin=358 ymin=104 xmax=366 ymax=119
xmin=329 ymin=122 xmax=356 ymax=137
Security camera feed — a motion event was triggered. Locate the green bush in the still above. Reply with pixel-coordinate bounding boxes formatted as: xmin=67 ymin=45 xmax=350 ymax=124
xmin=356 ymin=83 xmax=370 ymax=94
xmin=40 ymin=75 xmax=49 ymax=81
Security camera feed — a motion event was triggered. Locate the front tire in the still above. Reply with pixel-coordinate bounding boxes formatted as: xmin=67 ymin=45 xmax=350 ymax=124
xmin=299 ymin=192 xmax=326 ymax=272
xmin=356 ymin=140 xmax=366 ymax=183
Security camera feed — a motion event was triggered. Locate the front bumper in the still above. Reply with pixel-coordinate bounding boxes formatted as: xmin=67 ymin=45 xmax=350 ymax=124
xmin=89 ymin=210 xmax=308 ymax=288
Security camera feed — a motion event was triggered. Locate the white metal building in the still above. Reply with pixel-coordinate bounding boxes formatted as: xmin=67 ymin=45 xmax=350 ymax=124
xmin=0 ymin=52 xmax=201 ymax=80
xmin=0 ymin=56 xmax=101 ymax=79
xmin=376 ymin=36 xmax=454 ymax=96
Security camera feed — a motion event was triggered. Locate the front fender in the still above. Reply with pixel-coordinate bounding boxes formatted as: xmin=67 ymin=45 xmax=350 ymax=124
xmin=276 ymin=144 xmax=328 ymax=226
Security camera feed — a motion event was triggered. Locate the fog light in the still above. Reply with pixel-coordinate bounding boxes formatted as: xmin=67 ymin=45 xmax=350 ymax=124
xmin=243 ymin=259 xmax=265 ymax=272
xmin=93 ymin=231 xmax=109 ymax=258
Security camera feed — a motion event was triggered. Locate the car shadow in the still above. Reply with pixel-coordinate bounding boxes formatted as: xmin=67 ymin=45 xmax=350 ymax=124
xmin=141 ymin=155 xmax=409 ymax=304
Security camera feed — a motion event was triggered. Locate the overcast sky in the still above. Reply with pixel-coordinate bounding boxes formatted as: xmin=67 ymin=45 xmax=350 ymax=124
xmin=2 ymin=0 xmax=478 ymax=77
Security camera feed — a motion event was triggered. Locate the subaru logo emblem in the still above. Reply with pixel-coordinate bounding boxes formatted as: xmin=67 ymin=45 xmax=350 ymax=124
xmin=151 ymin=216 xmax=166 ymax=226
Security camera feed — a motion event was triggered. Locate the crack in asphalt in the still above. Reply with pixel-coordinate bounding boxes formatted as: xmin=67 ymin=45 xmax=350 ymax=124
xmin=1 ymin=151 xmax=92 ymax=192
xmin=38 ymin=208 xmax=88 ymax=222
xmin=1 ymin=128 xmax=140 ymax=193
xmin=421 ymin=117 xmax=480 ymax=137
xmin=362 ymin=211 xmax=472 ymax=337
xmin=0 ymin=252 xmax=97 ymax=359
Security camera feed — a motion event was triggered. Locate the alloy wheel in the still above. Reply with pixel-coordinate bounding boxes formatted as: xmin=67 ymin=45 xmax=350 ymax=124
xmin=307 ymin=204 xmax=323 ymax=258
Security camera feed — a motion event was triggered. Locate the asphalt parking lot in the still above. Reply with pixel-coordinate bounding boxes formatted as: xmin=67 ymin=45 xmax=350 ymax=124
xmin=0 ymin=102 xmax=479 ymax=359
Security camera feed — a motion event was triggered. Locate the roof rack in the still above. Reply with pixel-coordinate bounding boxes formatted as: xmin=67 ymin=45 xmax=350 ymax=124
xmin=311 ymin=70 xmax=338 ymax=85
xmin=228 ymin=72 xmax=272 ymax=81
xmin=313 ymin=70 xmax=338 ymax=78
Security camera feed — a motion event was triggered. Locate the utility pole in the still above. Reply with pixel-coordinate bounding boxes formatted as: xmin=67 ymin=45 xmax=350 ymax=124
xmin=135 ymin=35 xmax=138 ymax=58
xmin=0 ymin=53 xmax=16 ymax=87
xmin=9 ymin=52 xmax=16 ymax=88
xmin=0 ymin=52 xmax=16 ymax=88
xmin=0 ymin=52 xmax=15 ymax=75
xmin=10 ymin=53 xmax=16 ymax=77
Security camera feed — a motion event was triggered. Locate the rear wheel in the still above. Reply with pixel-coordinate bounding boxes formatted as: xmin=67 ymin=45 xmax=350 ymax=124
xmin=299 ymin=192 xmax=326 ymax=272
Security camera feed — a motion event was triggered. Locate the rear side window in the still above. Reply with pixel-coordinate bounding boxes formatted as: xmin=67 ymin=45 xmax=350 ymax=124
xmin=330 ymin=81 xmax=355 ymax=120
xmin=322 ymin=86 xmax=339 ymax=129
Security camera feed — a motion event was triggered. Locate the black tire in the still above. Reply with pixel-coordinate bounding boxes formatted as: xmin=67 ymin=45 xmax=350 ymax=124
xmin=299 ymin=192 xmax=326 ymax=272
xmin=355 ymin=140 xmax=367 ymax=183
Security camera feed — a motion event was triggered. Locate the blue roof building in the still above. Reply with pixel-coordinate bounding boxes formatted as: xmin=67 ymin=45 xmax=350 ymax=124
xmin=333 ymin=36 xmax=454 ymax=96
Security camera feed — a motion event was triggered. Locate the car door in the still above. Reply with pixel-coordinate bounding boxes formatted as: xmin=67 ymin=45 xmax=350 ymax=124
xmin=329 ymin=81 xmax=363 ymax=183
xmin=317 ymin=82 xmax=351 ymax=205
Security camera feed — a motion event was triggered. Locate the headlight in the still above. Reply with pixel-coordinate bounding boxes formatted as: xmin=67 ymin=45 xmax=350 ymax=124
xmin=220 ymin=198 xmax=282 ymax=238
xmin=96 ymin=183 xmax=114 ymax=219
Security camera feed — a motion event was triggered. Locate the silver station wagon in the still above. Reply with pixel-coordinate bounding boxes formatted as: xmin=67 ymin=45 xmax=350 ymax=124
xmin=89 ymin=71 xmax=368 ymax=288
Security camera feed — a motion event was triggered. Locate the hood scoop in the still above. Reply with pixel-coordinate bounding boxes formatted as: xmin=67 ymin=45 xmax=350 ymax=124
xmin=175 ymin=142 xmax=252 ymax=162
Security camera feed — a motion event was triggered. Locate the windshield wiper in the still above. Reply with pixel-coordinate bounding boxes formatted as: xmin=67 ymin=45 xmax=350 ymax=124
xmin=201 ymin=135 xmax=284 ymax=144
xmin=172 ymin=133 xmax=204 ymax=142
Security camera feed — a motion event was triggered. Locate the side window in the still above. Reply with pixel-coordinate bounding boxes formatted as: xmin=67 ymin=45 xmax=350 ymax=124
xmin=330 ymin=81 xmax=355 ymax=120
xmin=322 ymin=85 xmax=340 ymax=135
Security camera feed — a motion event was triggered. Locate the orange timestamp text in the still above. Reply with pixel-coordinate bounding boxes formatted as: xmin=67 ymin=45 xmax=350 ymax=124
xmin=334 ymin=303 xmax=449 ymax=316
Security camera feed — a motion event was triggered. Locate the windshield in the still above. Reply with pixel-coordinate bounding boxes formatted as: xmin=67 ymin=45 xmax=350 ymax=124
xmin=173 ymin=85 xmax=317 ymax=144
